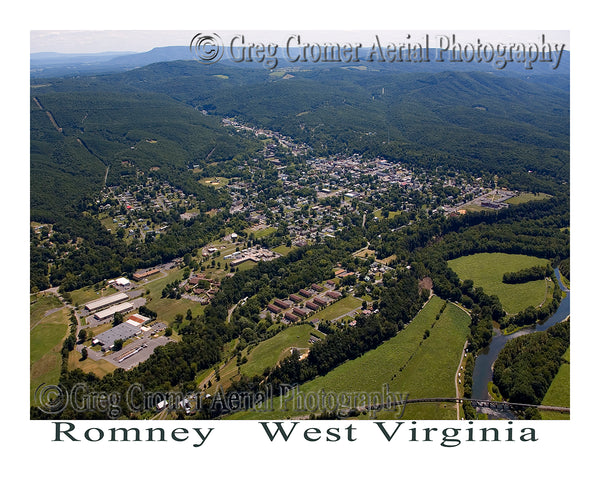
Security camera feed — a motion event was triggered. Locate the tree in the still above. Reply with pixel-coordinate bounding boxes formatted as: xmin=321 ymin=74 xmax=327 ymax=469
xmin=78 ymin=329 xmax=87 ymax=343
xmin=113 ymin=312 xmax=124 ymax=326
xmin=81 ymin=347 xmax=88 ymax=361
xmin=165 ymin=327 xmax=173 ymax=337
xmin=113 ymin=339 xmax=124 ymax=351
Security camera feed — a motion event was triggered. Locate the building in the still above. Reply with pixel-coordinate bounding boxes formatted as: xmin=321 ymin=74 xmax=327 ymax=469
xmin=115 ymin=277 xmax=131 ymax=287
xmin=284 ymin=312 xmax=299 ymax=323
xmin=313 ymin=297 xmax=329 ymax=307
xmin=299 ymin=289 xmax=312 ymax=298
xmin=274 ymin=298 xmax=292 ymax=310
xmin=289 ymin=294 xmax=303 ymax=303
xmin=267 ymin=304 xmax=282 ymax=314
xmin=311 ymin=283 xmax=325 ymax=292
xmin=84 ymin=292 xmax=130 ymax=313
xmin=305 ymin=301 xmax=319 ymax=311
xmin=132 ymin=268 xmax=160 ymax=281
xmin=127 ymin=313 xmax=151 ymax=325
xmin=93 ymin=302 xmax=134 ymax=321
xmin=108 ymin=277 xmax=131 ymax=288
xmin=92 ymin=322 xmax=141 ymax=351
xmin=326 ymin=290 xmax=342 ymax=299
xmin=293 ymin=307 xmax=308 ymax=318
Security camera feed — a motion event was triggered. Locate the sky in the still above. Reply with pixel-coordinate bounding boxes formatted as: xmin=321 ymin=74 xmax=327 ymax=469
xmin=30 ymin=29 xmax=570 ymax=54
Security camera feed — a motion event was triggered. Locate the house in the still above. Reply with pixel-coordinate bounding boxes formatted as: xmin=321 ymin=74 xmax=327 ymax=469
xmin=267 ymin=304 xmax=282 ymax=314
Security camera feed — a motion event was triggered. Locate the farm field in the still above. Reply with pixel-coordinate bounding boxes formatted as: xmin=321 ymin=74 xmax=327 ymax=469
xmin=541 ymin=347 xmax=570 ymax=420
xmin=448 ymin=253 xmax=550 ymax=314
xmin=228 ymin=295 xmax=470 ymax=420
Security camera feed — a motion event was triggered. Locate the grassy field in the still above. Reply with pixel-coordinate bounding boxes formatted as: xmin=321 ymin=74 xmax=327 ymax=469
xmin=241 ymin=325 xmax=324 ymax=379
xmin=67 ymin=350 xmax=117 ymax=377
xmin=228 ymin=296 xmax=470 ymax=420
xmin=373 ymin=209 xmax=402 ymax=219
xmin=305 ymin=295 xmax=363 ymax=323
xmin=69 ymin=284 xmax=119 ymax=308
xmin=203 ymin=324 xmax=323 ymax=394
xmin=273 ymin=245 xmax=296 ymax=256
xmin=30 ymin=306 xmax=70 ymax=402
xmin=30 ymin=293 xmax=62 ymax=328
xmin=200 ymin=177 xmax=229 ymax=188
xmin=246 ymin=226 xmax=277 ymax=239
xmin=505 ymin=192 xmax=552 ymax=205
xmin=448 ymin=253 xmax=550 ymax=314
xmin=142 ymin=267 xmax=206 ymax=322
xmin=541 ymin=347 xmax=570 ymax=420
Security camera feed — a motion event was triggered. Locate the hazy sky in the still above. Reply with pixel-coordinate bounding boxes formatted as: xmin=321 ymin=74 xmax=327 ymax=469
xmin=31 ymin=30 xmax=570 ymax=54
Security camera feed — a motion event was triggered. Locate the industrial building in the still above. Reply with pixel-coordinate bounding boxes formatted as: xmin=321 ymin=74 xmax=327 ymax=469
xmin=84 ymin=292 xmax=130 ymax=313
xmin=108 ymin=277 xmax=131 ymax=288
xmin=92 ymin=322 xmax=141 ymax=351
xmin=94 ymin=302 xmax=134 ymax=321
xmin=132 ymin=268 xmax=160 ymax=281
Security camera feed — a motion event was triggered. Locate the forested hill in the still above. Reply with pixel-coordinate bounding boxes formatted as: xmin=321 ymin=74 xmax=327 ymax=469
xmin=32 ymin=61 xmax=569 ymax=188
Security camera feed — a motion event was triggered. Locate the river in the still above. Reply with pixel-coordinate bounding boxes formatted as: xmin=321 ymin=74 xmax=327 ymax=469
xmin=470 ymin=267 xmax=570 ymax=416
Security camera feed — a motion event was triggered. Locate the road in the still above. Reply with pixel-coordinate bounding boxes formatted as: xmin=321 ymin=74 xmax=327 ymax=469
xmin=455 ymin=340 xmax=469 ymax=420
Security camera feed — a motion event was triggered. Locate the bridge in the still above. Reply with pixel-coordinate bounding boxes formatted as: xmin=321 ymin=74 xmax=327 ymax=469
xmin=367 ymin=397 xmax=570 ymax=413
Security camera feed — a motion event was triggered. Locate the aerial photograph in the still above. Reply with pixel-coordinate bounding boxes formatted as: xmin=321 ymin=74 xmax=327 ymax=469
xmin=29 ymin=28 xmax=571 ymax=427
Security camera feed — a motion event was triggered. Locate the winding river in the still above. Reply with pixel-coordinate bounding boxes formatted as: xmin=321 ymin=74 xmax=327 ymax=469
xmin=470 ymin=267 xmax=570 ymax=413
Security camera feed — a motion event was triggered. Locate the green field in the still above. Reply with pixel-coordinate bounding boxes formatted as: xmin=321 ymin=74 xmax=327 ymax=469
xmin=228 ymin=296 xmax=470 ymax=420
xmin=246 ymin=226 xmax=277 ymax=239
xmin=241 ymin=324 xmax=324 ymax=379
xmin=373 ymin=209 xmax=402 ymax=219
xmin=305 ymin=295 xmax=363 ymax=323
xmin=142 ymin=267 xmax=206 ymax=322
xmin=200 ymin=176 xmax=229 ymax=188
xmin=505 ymin=192 xmax=552 ymax=205
xmin=273 ymin=245 xmax=296 ymax=256
xmin=68 ymin=284 xmax=119 ymax=308
xmin=203 ymin=324 xmax=323 ymax=394
xmin=30 ymin=294 xmax=62 ymax=328
xmin=541 ymin=347 xmax=570 ymax=420
xmin=30 ymin=306 xmax=70 ymax=402
xmin=448 ymin=253 xmax=550 ymax=314
xmin=67 ymin=350 xmax=117 ymax=377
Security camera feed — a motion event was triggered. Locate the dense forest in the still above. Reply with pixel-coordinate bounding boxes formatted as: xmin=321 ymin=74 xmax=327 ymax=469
xmin=493 ymin=320 xmax=570 ymax=405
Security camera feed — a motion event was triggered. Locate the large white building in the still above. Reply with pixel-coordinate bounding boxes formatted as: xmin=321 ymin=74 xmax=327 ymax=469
xmin=84 ymin=292 xmax=130 ymax=312
xmin=93 ymin=302 xmax=134 ymax=321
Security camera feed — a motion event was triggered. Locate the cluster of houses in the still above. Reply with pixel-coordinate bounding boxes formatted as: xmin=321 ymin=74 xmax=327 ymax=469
xmin=183 ymin=273 xmax=221 ymax=304
xmin=264 ymin=280 xmax=343 ymax=323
